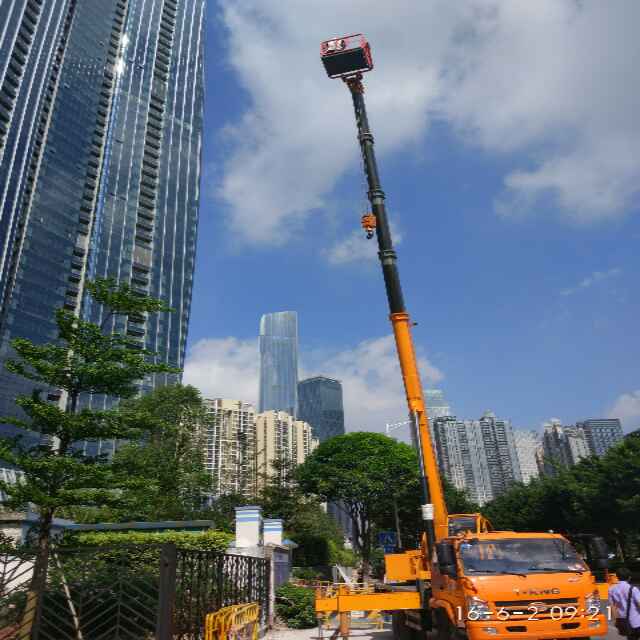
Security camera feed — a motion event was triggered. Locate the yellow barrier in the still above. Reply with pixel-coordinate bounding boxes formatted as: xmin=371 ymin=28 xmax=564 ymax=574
xmin=204 ymin=603 xmax=260 ymax=640
xmin=320 ymin=610 xmax=385 ymax=630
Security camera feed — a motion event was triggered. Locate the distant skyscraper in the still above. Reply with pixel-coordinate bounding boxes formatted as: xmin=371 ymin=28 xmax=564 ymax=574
xmin=432 ymin=416 xmax=493 ymax=506
xmin=0 ymin=0 xmax=205 ymax=451
xmin=540 ymin=419 xmax=589 ymax=476
xmin=432 ymin=411 xmax=522 ymax=506
xmin=424 ymin=389 xmax=452 ymax=421
xmin=577 ymin=418 xmax=623 ymax=457
xmin=432 ymin=416 xmax=470 ymax=496
xmin=513 ymin=430 xmax=541 ymax=483
xmin=204 ymin=399 xmax=256 ymax=498
xmin=298 ymin=376 xmax=345 ymax=441
xmin=259 ymin=311 xmax=298 ymax=417
xmin=478 ymin=411 xmax=522 ymax=494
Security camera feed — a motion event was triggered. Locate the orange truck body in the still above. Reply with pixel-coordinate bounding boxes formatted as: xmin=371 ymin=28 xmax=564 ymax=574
xmin=428 ymin=532 xmax=608 ymax=640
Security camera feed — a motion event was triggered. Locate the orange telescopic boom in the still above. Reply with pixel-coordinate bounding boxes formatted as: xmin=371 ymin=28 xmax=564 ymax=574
xmin=321 ymin=35 xmax=447 ymax=550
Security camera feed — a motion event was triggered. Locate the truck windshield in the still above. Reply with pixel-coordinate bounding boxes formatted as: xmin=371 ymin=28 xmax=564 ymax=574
xmin=459 ymin=538 xmax=587 ymax=575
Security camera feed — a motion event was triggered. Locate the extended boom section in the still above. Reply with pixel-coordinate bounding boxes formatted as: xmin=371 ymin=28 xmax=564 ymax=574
xmin=342 ymin=57 xmax=448 ymax=550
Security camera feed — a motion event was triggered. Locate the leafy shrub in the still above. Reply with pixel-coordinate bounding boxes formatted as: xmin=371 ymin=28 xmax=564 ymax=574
xmin=275 ymin=583 xmax=316 ymax=629
xmin=292 ymin=533 xmax=330 ymax=567
xmin=60 ymin=528 xmax=233 ymax=551
xmin=328 ymin=539 xmax=357 ymax=567
xmin=292 ymin=566 xmax=324 ymax=581
xmin=0 ymin=531 xmax=16 ymax=552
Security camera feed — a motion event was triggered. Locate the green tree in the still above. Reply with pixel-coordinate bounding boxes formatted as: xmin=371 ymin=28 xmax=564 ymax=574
xmin=200 ymin=492 xmax=248 ymax=533
xmin=377 ymin=476 xmax=479 ymax=550
xmin=482 ymin=436 xmax=640 ymax=559
xmin=443 ymin=479 xmax=480 ymax=514
xmin=296 ymin=432 xmax=418 ymax=578
xmin=101 ymin=384 xmax=213 ymax=521
xmin=259 ymin=458 xmax=348 ymax=567
xmin=0 ymin=278 xmax=176 ymax=599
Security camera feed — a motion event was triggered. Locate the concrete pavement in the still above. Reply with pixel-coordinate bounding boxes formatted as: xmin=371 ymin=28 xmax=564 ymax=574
xmin=266 ymin=624 xmax=624 ymax=640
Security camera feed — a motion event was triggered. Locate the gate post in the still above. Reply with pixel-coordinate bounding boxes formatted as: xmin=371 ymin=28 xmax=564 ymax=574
xmin=156 ymin=543 xmax=177 ymax=640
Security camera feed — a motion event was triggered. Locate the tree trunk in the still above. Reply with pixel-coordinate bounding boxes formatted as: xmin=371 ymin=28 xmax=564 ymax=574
xmin=360 ymin=556 xmax=371 ymax=585
xmin=359 ymin=518 xmax=371 ymax=585
xmin=393 ymin=499 xmax=403 ymax=551
xmin=21 ymin=508 xmax=54 ymax=638
xmin=613 ymin=528 xmax=626 ymax=562
xmin=33 ymin=507 xmax=53 ymax=595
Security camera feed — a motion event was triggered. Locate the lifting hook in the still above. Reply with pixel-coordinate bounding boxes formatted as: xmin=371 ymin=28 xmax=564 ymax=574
xmin=361 ymin=213 xmax=376 ymax=239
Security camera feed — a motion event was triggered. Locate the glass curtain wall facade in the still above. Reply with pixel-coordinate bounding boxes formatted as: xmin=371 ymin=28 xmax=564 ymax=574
xmin=298 ymin=376 xmax=345 ymax=441
xmin=259 ymin=311 xmax=298 ymax=418
xmin=0 ymin=0 xmax=205 ymax=451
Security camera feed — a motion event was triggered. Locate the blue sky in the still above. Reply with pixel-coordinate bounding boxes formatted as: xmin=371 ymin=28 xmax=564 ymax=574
xmin=183 ymin=1 xmax=639 ymax=434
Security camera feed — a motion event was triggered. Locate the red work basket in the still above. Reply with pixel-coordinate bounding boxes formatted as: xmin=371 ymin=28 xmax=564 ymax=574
xmin=320 ymin=34 xmax=373 ymax=79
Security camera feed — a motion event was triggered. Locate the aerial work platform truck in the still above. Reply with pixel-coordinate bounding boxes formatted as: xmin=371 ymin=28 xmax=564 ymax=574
xmin=315 ymin=33 xmax=611 ymax=640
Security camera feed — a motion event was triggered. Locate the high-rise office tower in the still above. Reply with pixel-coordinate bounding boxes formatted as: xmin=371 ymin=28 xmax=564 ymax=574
xmin=297 ymin=376 xmax=350 ymax=535
xmin=513 ymin=430 xmax=541 ymax=483
xmin=259 ymin=311 xmax=298 ymax=417
xmin=204 ymin=399 xmax=256 ymax=498
xmin=0 ymin=1 xmax=205 ymax=446
xmin=576 ymin=418 xmax=624 ymax=457
xmin=298 ymin=376 xmax=345 ymax=442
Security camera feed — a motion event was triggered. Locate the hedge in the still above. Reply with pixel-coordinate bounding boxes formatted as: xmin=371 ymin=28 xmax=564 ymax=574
xmin=61 ymin=528 xmax=233 ymax=551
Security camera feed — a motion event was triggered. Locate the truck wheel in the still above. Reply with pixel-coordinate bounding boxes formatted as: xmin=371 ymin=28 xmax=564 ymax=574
xmin=429 ymin=608 xmax=457 ymax=640
xmin=392 ymin=612 xmax=417 ymax=640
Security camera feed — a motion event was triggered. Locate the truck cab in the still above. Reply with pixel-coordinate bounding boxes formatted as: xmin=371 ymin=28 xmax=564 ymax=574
xmin=431 ymin=532 xmax=608 ymax=640
xmin=448 ymin=514 xmax=493 ymax=536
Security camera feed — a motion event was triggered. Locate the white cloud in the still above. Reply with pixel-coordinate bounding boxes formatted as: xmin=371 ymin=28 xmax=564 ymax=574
xmin=183 ymin=334 xmax=442 ymax=433
xmin=183 ymin=337 xmax=259 ymax=402
xmin=325 ymin=222 xmax=403 ymax=266
xmin=215 ymin=1 xmax=640 ymax=246
xmin=608 ymin=390 xmax=640 ymax=431
xmin=560 ymin=267 xmax=621 ymax=296
xmin=303 ymin=335 xmax=443 ymax=432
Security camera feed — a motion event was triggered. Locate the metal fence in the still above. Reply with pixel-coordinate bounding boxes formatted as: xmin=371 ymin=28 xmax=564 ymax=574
xmin=0 ymin=544 xmax=270 ymax=640
xmin=173 ymin=547 xmax=270 ymax=639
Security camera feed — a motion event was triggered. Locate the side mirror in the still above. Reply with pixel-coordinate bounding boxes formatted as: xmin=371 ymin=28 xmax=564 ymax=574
xmin=436 ymin=542 xmax=458 ymax=578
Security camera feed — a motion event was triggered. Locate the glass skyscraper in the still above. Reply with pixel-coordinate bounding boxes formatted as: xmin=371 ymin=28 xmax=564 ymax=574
xmin=298 ymin=376 xmax=345 ymax=442
xmin=259 ymin=311 xmax=298 ymax=417
xmin=0 ymin=0 xmax=205 ymax=447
